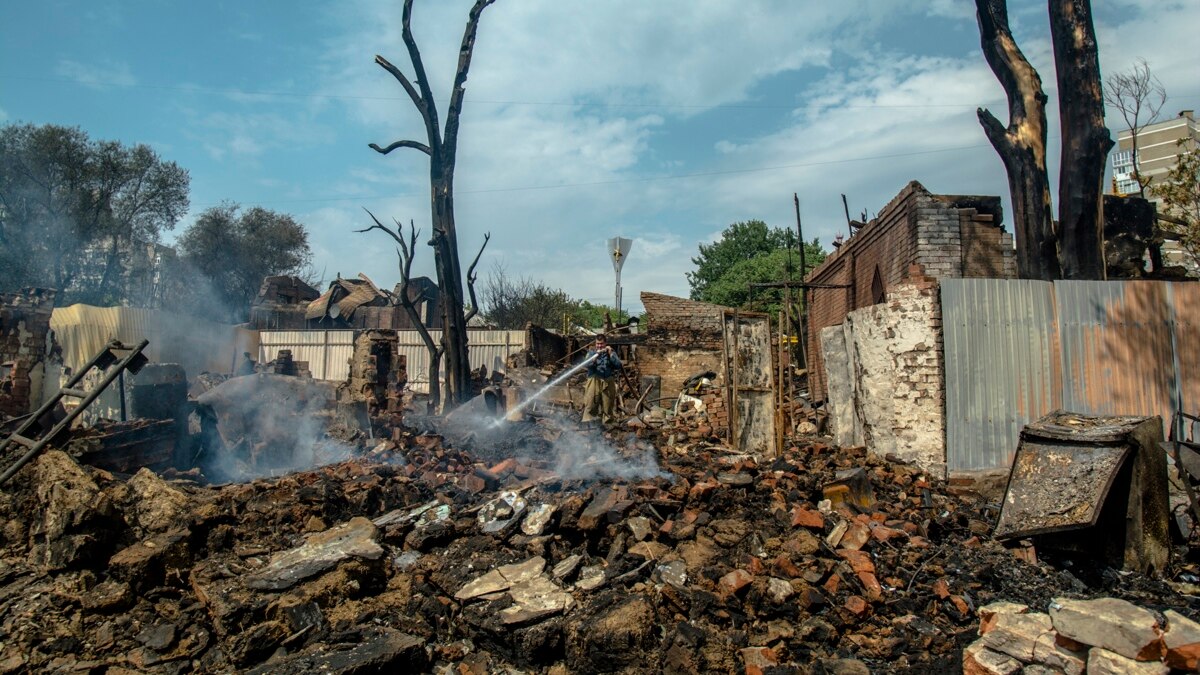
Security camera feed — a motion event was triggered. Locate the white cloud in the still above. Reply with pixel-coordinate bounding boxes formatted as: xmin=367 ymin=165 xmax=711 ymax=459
xmin=54 ymin=58 xmax=136 ymax=90
xmin=189 ymin=110 xmax=336 ymax=161
xmin=0 ymin=106 xmax=7 ymax=123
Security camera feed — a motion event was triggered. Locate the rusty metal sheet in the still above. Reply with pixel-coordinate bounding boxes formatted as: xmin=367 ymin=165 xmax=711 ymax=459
xmin=993 ymin=411 xmax=1152 ymax=539
xmin=1056 ymin=281 xmax=1176 ymax=428
xmin=942 ymin=279 xmax=1060 ymax=472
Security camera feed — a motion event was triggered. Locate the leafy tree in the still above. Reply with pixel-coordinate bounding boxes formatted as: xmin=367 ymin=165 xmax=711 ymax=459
xmin=571 ymin=301 xmax=629 ymax=331
xmin=177 ymin=203 xmax=312 ymax=322
xmin=701 ymin=244 xmax=826 ymax=314
xmin=0 ymin=123 xmax=189 ymax=302
xmin=1152 ymin=141 xmax=1200 ymax=268
xmin=687 ymin=220 xmax=789 ymax=300
xmin=688 ymin=219 xmax=825 ymax=314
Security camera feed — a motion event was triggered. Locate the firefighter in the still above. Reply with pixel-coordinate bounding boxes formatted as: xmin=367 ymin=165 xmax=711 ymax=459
xmin=581 ymin=335 xmax=622 ymax=428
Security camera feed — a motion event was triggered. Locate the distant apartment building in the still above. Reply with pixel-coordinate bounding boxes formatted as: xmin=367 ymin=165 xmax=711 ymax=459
xmin=1112 ymin=109 xmax=1199 ymax=198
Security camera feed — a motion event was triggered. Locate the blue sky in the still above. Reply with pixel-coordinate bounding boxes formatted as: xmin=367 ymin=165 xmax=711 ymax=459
xmin=2 ymin=0 xmax=1197 ymax=315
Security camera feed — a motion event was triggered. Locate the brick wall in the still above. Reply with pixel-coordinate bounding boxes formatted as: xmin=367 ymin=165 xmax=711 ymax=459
xmin=638 ymin=292 xmax=732 ymax=400
xmin=821 ymin=270 xmax=946 ymax=477
xmin=805 ymin=182 xmax=1013 ymax=401
xmin=641 ymin=292 xmax=726 ymax=351
xmin=0 ymin=288 xmax=56 ymax=417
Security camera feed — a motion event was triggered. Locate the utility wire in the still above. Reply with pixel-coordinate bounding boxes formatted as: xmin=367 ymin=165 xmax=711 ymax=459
xmin=194 ymin=141 xmax=993 ymax=207
xmin=1 ymin=73 xmax=1006 ymax=110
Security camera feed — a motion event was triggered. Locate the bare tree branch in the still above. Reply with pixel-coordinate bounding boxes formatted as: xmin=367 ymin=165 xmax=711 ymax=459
xmin=359 ymin=210 xmax=445 ymax=410
xmin=463 ymin=231 xmax=490 ymax=324
xmin=444 ymin=0 xmax=497 ymax=169
xmin=368 ymin=140 xmax=432 ymax=156
xmin=401 ymin=0 xmax=442 ymax=155
xmin=373 ymin=54 xmax=423 ymax=110
xmin=1105 ymin=58 xmax=1167 ymax=197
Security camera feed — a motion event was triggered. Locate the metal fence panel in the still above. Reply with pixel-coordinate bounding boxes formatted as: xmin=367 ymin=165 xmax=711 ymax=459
xmin=257 ymin=329 xmax=524 ymax=390
xmin=1056 ymin=281 xmax=1179 ymax=428
xmin=258 ymin=331 xmax=355 ymax=381
xmin=944 ymin=279 xmax=1194 ymax=472
xmin=942 ymin=279 xmax=1059 ymax=471
xmin=393 ymin=329 xmax=525 ymax=393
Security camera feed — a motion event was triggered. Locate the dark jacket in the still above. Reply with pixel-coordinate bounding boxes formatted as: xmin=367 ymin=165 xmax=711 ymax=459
xmin=586 ymin=348 xmax=622 ymax=379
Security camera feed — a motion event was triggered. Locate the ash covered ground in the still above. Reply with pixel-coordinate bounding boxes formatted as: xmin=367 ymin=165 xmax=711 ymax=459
xmin=0 ymin=406 xmax=1197 ymax=674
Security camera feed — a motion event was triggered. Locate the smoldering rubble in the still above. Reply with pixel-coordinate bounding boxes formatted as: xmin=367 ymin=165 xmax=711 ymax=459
xmin=3 ymin=398 xmax=1200 ymax=674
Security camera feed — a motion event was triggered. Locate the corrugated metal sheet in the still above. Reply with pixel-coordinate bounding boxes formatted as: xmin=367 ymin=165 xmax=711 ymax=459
xmin=258 ymin=330 xmax=355 ymax=381
xmin=50 ymin=304 xmax=254 ymax=377
xmin=942 ymin=279 xmax=1060 ymax=471
xmin=398 ymin=329 xmax=524 ymax=393
xmin=943 ymin=279 xmax=1195 ymax=472
xmin=1056 ymin=281 xmax=1178 ymax=422
xmin=257 ymin=329 xmax=525 ymax=389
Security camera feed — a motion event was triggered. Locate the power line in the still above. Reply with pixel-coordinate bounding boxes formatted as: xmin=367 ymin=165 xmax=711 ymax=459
xmin=7 ymin=74 xmax=1198 ymax=110
xmin=2 ymin=73 xmax=1004 ymax=110
xmin=195 ymin=141 xmax=992 ymax=207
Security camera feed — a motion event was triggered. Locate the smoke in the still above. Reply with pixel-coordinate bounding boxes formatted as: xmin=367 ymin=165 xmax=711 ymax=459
xmin=437 ymin=396 xmax=668 ymax=483
xmin=195 ymin=373 xmax=359 ymax=482
xmin=546 ymin=423 xmax=668 ymax=482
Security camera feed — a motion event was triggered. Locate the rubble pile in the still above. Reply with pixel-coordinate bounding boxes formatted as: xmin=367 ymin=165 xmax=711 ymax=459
xmin=1 ymin=418 xmax=1199 ymax=673
xmin=964 ymin=597 xmax=1200 ymax=673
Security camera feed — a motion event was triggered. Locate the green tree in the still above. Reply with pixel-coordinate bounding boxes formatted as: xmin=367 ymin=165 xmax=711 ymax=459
xmin=0 ymin=123 xmax=189 ymax=302
xmin=571 ymin=300 xmax=629 ymax=331
xmin=688 ymin=218 xmax=826 ymax=313
xmin=702 ymin=244 xmax=826 ymax=314
xmin=178 ymin=203 xmax=312 ymax=322
xmin=1152 ymin=141 xmax=1200 ymax=268
xmin=687 ymin=220 xmax=789 ymax=300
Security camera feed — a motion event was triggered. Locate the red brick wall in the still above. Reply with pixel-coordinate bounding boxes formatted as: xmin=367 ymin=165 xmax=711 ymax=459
xmin=805 ymin=182 xmax=1014 ymax=401
xmin=639 ymin=292 xmax=733 ymax=399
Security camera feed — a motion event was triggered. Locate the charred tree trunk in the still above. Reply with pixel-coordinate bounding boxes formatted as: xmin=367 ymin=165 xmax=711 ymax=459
xmin=974 ymin=0 xmax=1059 ymax=280
xmin=370 ymin=0 xmax=496 ymax=408
xmin=1049 ymin=0 xmax=1114 ymax=279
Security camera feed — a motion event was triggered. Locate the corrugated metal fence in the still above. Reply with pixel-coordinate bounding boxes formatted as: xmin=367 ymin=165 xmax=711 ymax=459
xmin=258 ymin=331 xmax=356 ymax=381
xmin=257 ymin=329 xmax=525 ymax=392
xmin=943 ymin=279 xmax=1199 ymax=472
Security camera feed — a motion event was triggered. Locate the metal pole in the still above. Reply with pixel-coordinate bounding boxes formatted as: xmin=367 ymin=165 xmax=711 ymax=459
xmin=118 ymin=371 xmax=127 ymax=422
xmin=615 ymin=268 xmax=622 ymax=316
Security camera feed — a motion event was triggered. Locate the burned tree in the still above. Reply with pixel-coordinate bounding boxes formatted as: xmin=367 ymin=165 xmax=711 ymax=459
xmin=369 ymin=0 xmax=497 ymax=406
xmin=974 ymin=0 xmax=1059 ymax=280
xmin=359 ymin=212 xmax=488 ymax=412
xmin=1049 ymin=0 xmax=1114 ymax=279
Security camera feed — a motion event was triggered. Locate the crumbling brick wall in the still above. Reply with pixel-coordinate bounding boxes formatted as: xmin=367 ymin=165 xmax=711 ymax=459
xmin=343 ymin=330 xmax=408 ymax=419
xmin=0 ymin=288 xmax=56 ymax=417
xmin=639 ymin=292 xmax=728 ymax=399
xmin=806 ymin=181 xmax=1014 ymax=401
xmin=821 ymin=269 xmax=946 ymax=477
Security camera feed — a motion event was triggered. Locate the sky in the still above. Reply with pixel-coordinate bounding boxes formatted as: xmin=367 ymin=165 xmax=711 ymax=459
xmin=1 ymin=0 xmax=1196 ymax=316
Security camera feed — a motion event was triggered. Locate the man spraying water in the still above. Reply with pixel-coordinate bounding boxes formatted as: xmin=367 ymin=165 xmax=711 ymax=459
xmin=581 ymin=335 xmax=622 ymax=429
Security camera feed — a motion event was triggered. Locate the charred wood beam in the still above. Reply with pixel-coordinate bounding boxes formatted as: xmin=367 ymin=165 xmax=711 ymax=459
xmin=975 ymin=0 xmax=1059 ymax=280
xmin=1049 ymin=0 xmax=1114 ymax=279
